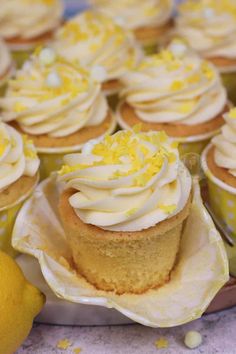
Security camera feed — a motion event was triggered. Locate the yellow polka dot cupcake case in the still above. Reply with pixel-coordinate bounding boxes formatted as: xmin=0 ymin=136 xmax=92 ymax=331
xmin=0 ymin=47 xmax=117 ymax=180
xmin=0 ymin=122 xmax=40 ymax=257
xmin=0 ymin=0 xmax=64 ymax=67
xmin=117 ymin=40 xmax=228 ymax=157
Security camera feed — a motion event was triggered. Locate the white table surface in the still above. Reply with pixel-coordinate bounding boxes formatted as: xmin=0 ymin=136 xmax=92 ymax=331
xmin=17 ymin=307 xmax=236 ymax=354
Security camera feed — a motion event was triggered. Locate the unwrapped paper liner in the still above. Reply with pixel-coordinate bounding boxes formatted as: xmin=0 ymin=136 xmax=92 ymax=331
xmin=12 ymin=175 xmax=229 ymax=327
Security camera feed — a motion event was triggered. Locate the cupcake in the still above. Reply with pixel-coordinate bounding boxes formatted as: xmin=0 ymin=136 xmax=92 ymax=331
xmin=89 ymin=0 xmax=174 ymax=52
xmin=52 ymin=11 xmax=143 ymax=97
xmin=0 ymin=40 xmax=14 ymax=96
xmin=0 ymin=47 xmax=116 ymax=179
xmin=0 ymin=0 xmax=63 ymax=67
xmin=0 ymin=122 xmax=40 ymax=256
xmin=201 ymin=107 xmax=236 ymax=272
xmin=58 ymin=129 xmax=192 ymax=294
xmin=117 ymin=43 xmax=228 ymax=156
xmin=175 ymin=0 xmax=236 ymax=104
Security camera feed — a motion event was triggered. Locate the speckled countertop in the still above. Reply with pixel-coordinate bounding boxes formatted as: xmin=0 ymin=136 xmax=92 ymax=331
xmin=17 ymin=307 xmax=236 ymax=354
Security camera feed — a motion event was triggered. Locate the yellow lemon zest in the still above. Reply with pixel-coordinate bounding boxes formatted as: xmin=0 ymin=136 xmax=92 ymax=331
xmin=229 ymin=107 xmax=236 ymax=119
xmin=13 ymin=102 xmax=27 ymax=113
xmin=155 ymin=337 xmax=169 ymax=349
xmin=56 ymin=339 xmax=72 ymax=350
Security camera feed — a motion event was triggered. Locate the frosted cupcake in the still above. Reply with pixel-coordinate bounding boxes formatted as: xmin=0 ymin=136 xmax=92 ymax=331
xmin=0 ymin=122 xmax=39 ymax=256
xmin=0 ymin=40 xmax=14 ymax=96
xmin=59 ymin=129 xmax=192 ymax=294
xmin=0 ymin=48 xmax=116 ymax=179
xmin=52 ymin=11 xmax=143 ymax=97
xmin=175 ymin=0 xmax=236 ymax=104
xmin=89 ymin=0 xmax=174 ymax=52
xmin=0 ymin=0 xmax=63 ymax=66
xmin=117 ymin=43 xmax=228 ymax=156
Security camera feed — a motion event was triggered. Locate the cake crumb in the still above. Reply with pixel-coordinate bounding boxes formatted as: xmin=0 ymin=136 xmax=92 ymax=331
xmin=56 ymin=339 xmax=72 ymax=350
xmin=155 ymin=337 xmax=169 ymax=349
xmin=73 ymin=348 xmax=82 ymax=354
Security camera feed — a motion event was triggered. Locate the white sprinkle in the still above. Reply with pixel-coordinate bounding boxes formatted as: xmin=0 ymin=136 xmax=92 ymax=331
xmin=90 ymin=65 xmax=107 ymax=83
xmin=184 ymin=331 xmax=202 ymax=349
xmin=169 ymin=42 xmax=187 ymax=57
xmin=203 ymin=7 xmax=215 ymax=19
xmin=39 ymin=48 xmax=56 ymax=66
xmin=46 ymin=71 xmax=62 ymax=88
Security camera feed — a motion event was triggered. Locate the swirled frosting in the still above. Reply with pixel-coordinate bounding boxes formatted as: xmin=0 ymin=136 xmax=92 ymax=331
xmin=53 ymin=11 xmax=143 ymax=82
xmin=0 ymin=122 xmax=39 ymax=191
xmin=212 ymin=108 xmax=236 ymax=176
xmin=0 ymin=48 xmax=108 ymax=138
xmin=175 ymin=0 xmax=236 ymax=61
xmin=89 ymin=0 xmax=174 ymax=30
xmin=59 ymin=129 xmax=191 ymax=232
xmin=0 ymin=0 xmax=63 ymax=40
xmin=0 ymin=40 xmax=12 ymax=82
xmin=120 ymin=45 xmax=227 ymax=126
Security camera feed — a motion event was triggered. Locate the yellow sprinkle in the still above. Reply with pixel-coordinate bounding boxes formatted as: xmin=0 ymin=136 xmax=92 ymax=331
xmin=133 ymin=123 xmax=143 ymax=133
xmin=126 ymin=208 xmax=138 ymax=216
xmin=229 ymin=107 xmax=236 ymax=119
xmin=155 ymin=337 xmax=169 ymax=349
xmin=13 ymin=102 xmax=27 ymax=113
xmin=73 ymin=348 xmax=82 ymax=354
xmin=56 ymin=339 xmax=72 ymax=350
xmin=171 ymin=80 xmax=184 ymax=91
xmin=171 ymin=141 xmax=179 ymax=149
xmin=159 ymin=204 xmax=177 ymax=214
xmin=188 ymin=74 xmax=201 ymax=84
xmin=179 ymin=101 xmax=195 ymax=114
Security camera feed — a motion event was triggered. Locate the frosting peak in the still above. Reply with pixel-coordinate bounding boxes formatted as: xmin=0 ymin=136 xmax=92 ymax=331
xmin=0 ymin=122 xmax=39 ymax=191
xmin=175 ymin=0 xmax=236 ymax=65
xmin=120 ymin=43 xmax=227 ymax=126
xmin=59 ymin=129 xmax=191 ymax=232
xmin=0 ymin=0 xmax=63 ymax=40
xmin=53 ymin=11 xmax=143 ymax=81
xmin=212 ymin=108 xmax=236 ymax=176
xmin=89 ymin=0 xmax=174 ymax=30
xmin=0 ymin=48 xmax=108 ymax=138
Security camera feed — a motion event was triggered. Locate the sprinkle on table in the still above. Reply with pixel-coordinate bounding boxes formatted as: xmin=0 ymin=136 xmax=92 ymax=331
xmin=155 ymin=337 xmax=169 ymax=349
xmin=73 ymin=348 xmax=82 ymax=354
xmin=56 ymin=338 xmax=72 ymax=350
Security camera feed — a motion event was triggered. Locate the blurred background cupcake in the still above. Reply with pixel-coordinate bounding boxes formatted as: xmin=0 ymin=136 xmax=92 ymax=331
xmin=0 ymin=0 xmax=64 ymax=67
xmin=0 ymin=47 xmax=116 ymax=179
xmin=0 ymin=122 xmax=40 ymax=256
xmin=52 ymin=11 xmax=143 ymax=102
xmin=0 ymin=40 xmax=14 ymax=96
xmin=174 ymin=0 xmax=236 ymax=104
xmin=117 ymin=41 xmax=228 ymax=156
xmin=201 ymin=107 xmax=236 ymax=274
xmin=88 ymin=0 xmax=175 ymax=53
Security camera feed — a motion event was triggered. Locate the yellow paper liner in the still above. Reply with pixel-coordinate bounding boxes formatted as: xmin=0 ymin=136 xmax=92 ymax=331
xmin=37 ymin=116 xmax=117 ymax=180
xmin=12 ymin=176 xmax=229 ymax=327
xmin=0 ymin=174 xmax=39 ymax=257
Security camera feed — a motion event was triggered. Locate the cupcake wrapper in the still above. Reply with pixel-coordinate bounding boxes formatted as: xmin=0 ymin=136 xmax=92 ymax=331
xmin=179 ymin=139 xmax=211 ymax=157
xmin=222 ymin=72 xmax=236 ymax=105
xmin=0 ymin=174 xmax=39 ymax=257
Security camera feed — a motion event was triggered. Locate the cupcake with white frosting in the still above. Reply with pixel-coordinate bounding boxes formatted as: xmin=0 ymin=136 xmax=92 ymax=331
xmin=175 ymin=0 xmax=236 ymax=103
xmin=0 ymin=47 xmax=116 ymax=179
xmin=0 ymin=40 xmax=14 ymax=95
xmin=52 ymin=11 xmax=143 ymax=96
xmin=89 ymin=0 xmax=174 ymax=50
xmin=0 ymin=121 xmax=40 ymax=256
xmin=59 ymin=129 xmax=192 ymax=294
xmin=0 ymin=0 xmax=63 ymax=66
xmin=117 ymin=42 xmax=228 ymax=155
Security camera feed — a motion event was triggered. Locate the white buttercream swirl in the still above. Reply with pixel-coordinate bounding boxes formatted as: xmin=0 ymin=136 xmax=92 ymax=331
xmin=212 ymin=108 xmax=236 ymax=177
xmin=0 ymin=49 xmax=108 ymax=138
xmin=59 ymin=129 xmax=191 ymax=232
xmin=53 ymin=11 xmax=143 ymax=82
xmin=89 ymin=0 xmax=174 ymax=30
xmin=0 ymin=0 xmax=63 ymax=40
xmin=0 ymin=40 xmax=12 ymax=83
xmin=175 ymin=0 xmax=236 ymax=61
xmin=120 ymin=45 xmax=227 ymax=126
xmin=0 ymin=122 xmax=39 ymax=191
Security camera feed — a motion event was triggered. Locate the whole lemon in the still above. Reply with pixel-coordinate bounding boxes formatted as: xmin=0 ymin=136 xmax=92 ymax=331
xmin=0 ymin=250 xmax=45 ymax=354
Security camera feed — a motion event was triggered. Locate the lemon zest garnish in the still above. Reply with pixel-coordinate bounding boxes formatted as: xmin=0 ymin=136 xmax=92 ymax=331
xmin=56 ymin=339 xmax=72 ymax=350
xmin=155 ymin=337 xmax=169 ymax=349
xmin=13 ymin=102 xmax=27 ymax=113
xmin=73 ymin=348 xmax=82 ymax=354
xmin=228 ymin=107 xmax=236 ymax=119
xmin=158 ymin=204 xmax=177 ymax=214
